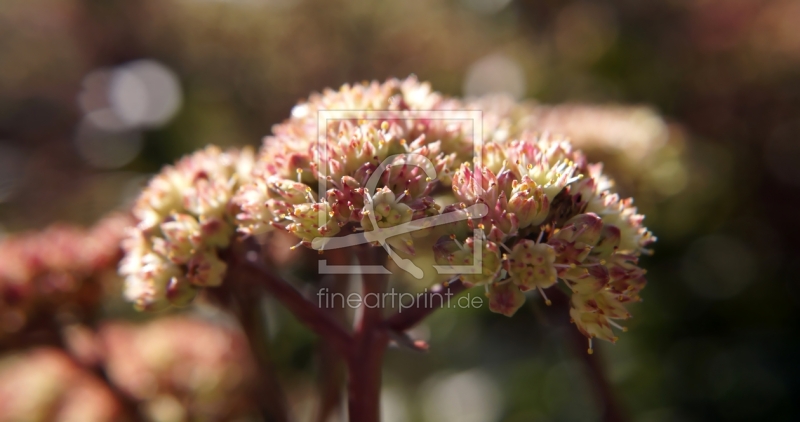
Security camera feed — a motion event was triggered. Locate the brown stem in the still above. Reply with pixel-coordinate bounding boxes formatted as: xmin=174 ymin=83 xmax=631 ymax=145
xmin=220 ymin=239 xmax=353 ymax=420
xmin=236 ymin=290 xmax=291 ymax=422
xmin=383 ymin=280 xmax=468 ymax=333
xmin=347 ymin=247 xmax=389 ymax=422
xmin=216 ymin=247 xmax=290 ymax=422
xmin=239 ymin=256 xmax=353 ymax=357
xmin=315 ymin=249 xmax=350 ymax=422
xmin=548 ymin=289 xmax=627 ymax=422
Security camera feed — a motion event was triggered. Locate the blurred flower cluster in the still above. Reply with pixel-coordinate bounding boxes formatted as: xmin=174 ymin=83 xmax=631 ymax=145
xmin=0 ymin=317 xmax=256 ymax=422
xmin=0 ymin=348 xmax=121 ymax=422
xmin=120 ymin=146 xmax=254 ymax=311
xmin=95 ymin=318 xmax=257 ymax=422
xmin=0 ymin=213 xmax=131 ymax=345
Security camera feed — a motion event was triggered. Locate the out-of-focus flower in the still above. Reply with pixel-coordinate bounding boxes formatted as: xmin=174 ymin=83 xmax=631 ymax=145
xmin=97 ymin=317 xmax=257 ymax=422
xmin=120 ymin=146 xmax=254 ymax=310
xmin=468 ymin=95 xmax=683 ymax=199
xmin=0 ymin=348 xmax=121 ymax=422
xmin=0 ymin=213 xmax=131 ymax=344
xmin=525 ymin=104 xmax=669 ymax=162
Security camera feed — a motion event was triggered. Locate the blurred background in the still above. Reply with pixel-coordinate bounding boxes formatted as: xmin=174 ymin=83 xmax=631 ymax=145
xmin=1 ymin=0 xmax=799 ymax=421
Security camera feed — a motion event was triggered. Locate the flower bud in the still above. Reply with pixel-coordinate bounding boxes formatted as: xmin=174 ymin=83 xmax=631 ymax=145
xmin=592 ymin=225 xmax=621 ymax=258
xmin=487 ymin=282 xmax=526 ymax=317
xmin=268 ymin=177 xmax=316 ymax=204
xmin=159 ymin=215 xmax=202 ymax=264
xmin=183 ymin=178 xmax=231 ymax=219
xmin=199 ymin=217 xmax=234 ymax=249
xmin=569 ymin=308 xmax=616 ymax=343
xmin=186 ymin=250 xmax=227 ymax=287
xmin=326 ymin=176 xmax=364 ymax=222
xmin=234 ymin=182 xmax=275 ymax=235
xmin=382 ymin=157 xmax=436 ymax=200
xmin=123 ymin=252 xmax=181 ymax=311
xmin=496 ymin=169 xmax=516 ymax=198
xmin=556 ymin=213 xmax=603 ymax=246
xmin=452 ymin=164 xmax=499 ymax=205
xmin=287 ymin=202 xmax=341 ymax=243
xmin=434 ymin=236 xmax=501 ymax=285
xmin=361 ymin=188 xmax=415 ymax=251
xmin=507 ymin=240 xmax=557 ymax=290
xmin=564 ymin=264 xmax=609 ymax=295
xmin=507 ymin=179 xmax=550 ymax=228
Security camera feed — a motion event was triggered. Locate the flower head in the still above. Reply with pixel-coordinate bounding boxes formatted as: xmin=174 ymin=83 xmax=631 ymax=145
xmin=120 ymin=146 xmax=253 ymax=310
xmin=0 ymin=213 xmax=130 ymax=340
xmin=123 ymin=76 xmax=658 ymax=352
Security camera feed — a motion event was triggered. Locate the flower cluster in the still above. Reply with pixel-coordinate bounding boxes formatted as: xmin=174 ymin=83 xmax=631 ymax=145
xmin=0 ymin=348 xmax=121 ymax=422
xmin=0 ymin=213 xmax=130 ymax=341
xmin=235 ymin=77 xmax=459 ymax=254
xmin=0 ymin=317 xmax=257 ymax=422
xmin=120 ymin=77 xmax=655 ymax=350
xmin=97 ymin=317 xmax=257 ymax=421
xmin=440 ymin=142 xmax=654 ymax=351
xmin=120 ymin=146 xmax=254 ymax=310
xmin=469 ymin=95 xmax=669 ymax=164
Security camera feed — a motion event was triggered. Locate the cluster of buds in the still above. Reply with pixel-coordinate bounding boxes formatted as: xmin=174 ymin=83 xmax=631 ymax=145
xmin=236 ymin=77 xmax=457 ymax=255
xmin=120 ymin=146 xmax=254 ymax=310
xmin=0 ymin=213 xmax=130 ymax=340
xmin=443 ymin=147 xmax=654 ymax=351
xmin=120 ymin=77 xmax=655 ymax=351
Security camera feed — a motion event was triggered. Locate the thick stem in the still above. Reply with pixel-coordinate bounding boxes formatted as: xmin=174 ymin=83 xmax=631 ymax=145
xmin=383 ymin=280 xmax=467 ymax=333
xmin=237 ymin=292 xmax=291 ymax=422
xmin=549 ymin=289 xmax=627 ymax=422
xmin=346 ymin=329 xmax=388 ymax=422
xmin=239 ymin=256 xmax=353 ymax=357
xmin=347 ymin=247 xmax=390 ymax=422
xmin=220 ymin=240 xmax=354 ymax=420
xmin=217 ymin=248 xmax=290 ymax=422
xmin=315 ymin=249 xmax=350 ymax=422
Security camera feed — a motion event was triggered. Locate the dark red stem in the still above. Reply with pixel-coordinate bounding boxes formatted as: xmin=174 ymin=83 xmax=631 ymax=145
xmin=383 ymin=280 xmax=467 ymax=332
xmin=347 ymin=247 xmax=389 ymax=422
xmin=549 ymin=289 xmax=628 ymax=422
xmin=240 ymin=257 xmax=353 ymax=357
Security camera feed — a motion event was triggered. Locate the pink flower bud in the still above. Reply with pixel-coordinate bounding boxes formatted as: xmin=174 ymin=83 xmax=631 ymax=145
xmin=186 ymin=250 xmax=227 ymax=287
xmin=434 ymin=236 xmax=501 ymax=286
xmin=159 ymin=215 xmax=202 ymax=264
xmin=286 ymin=202 xmax=341 ymax=243
xmin=556 ymin=213 xmax=603 ymax=246
xmin=507 ymin=240 xmax=557 ymax=290
xmin=487 ymin=282 xmax=527 ymax=317
xmin=507 ymin=179 xmax=550 ymax=228
xmin=570 ymin=307 xmax=617 ymax=344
